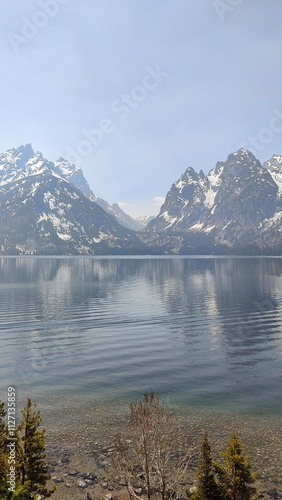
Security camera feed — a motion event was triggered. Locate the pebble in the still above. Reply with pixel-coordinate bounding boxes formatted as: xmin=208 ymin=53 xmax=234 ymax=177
xmin=99 ymin=460 xmax=110 ymax=467
xmin=68 ymin=470 xmax=79 ymax=476
xmin=85 ymin=479 xmax=95 ymax=486
xmin=77 ymin=480 xmax=87 ymax=489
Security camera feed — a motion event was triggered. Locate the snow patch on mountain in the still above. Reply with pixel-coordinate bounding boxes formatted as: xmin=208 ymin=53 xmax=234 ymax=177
xmin=263 ymin=155 xmax=282 ymax=197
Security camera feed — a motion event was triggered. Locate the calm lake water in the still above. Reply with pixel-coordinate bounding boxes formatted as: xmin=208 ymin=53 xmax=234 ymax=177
xmin=0 ymin=256 xmax=282 ymax=415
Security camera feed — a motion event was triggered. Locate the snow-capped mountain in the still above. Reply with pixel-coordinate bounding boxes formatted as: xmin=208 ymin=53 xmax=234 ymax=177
xmin=1 ymin=144 xmax=282 ymax=255
xmin=0 ymin=145 xmax=141 ymax=255
xmin=0 ymin=144 xmax=97 ymax=202
xmin=144 ymin=149 xmax=282 ymax=254
xmin=0 ymin=144 xmax=52 ymax=185
xmin=0 ymin=144 xmax=141 ymax=231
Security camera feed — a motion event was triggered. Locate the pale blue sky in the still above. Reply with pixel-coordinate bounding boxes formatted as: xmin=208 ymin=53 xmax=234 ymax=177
xmin=1 ymin=1 xmax=282 ymax=216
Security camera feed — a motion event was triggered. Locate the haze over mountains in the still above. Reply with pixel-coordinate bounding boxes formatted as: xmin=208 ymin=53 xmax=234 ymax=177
xmin=0 ymin=145 xmax=281 ymax=255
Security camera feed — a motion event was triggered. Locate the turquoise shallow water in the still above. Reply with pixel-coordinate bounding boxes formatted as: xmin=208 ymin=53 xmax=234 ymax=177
xmin=0 ymin=256 xmax=282 ymax=415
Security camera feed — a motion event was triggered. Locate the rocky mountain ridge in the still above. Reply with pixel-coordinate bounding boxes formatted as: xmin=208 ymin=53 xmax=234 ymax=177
xmin=0 ymin=145 xmax=282 ymax=255
xmin=0 ymin=145 xmax=141 ymax=254
xmin=145 ymin=149 xmax=282 ymax=253
xmin=143 ymin=148 xmax=282 ymax=253
xmin=0 ymin=144 xmax=144 ymax=231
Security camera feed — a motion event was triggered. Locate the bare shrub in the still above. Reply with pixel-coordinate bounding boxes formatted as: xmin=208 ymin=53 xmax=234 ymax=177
xmin=112 ymin=391 xmax=191 ymax=499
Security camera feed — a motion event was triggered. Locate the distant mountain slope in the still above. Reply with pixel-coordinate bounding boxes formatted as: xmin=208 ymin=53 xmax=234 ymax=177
xmin=136 ymin=215 xmax=155 ymax=227
xmin=94 ymin=199 xmax=144 ymax=231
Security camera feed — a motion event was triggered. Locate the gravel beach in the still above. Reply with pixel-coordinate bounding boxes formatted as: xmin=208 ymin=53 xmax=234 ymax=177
xmin=27 ymin=394 xmax=282 ymax=500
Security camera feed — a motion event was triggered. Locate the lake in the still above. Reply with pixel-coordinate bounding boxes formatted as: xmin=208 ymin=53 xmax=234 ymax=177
xmin=0 ymin=256 xmax=282 ymax=416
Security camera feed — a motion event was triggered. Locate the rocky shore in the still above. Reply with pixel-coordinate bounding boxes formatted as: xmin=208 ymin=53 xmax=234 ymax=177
xmin=31 ymin=395 xmax=282 ymax=499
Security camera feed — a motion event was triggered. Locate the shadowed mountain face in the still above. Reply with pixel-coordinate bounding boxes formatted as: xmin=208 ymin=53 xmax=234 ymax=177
xmin=143 ymin=149 xmax=282 ymax=254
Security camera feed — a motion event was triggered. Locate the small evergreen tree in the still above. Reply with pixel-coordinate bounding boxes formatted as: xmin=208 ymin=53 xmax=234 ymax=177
xmin=214 ymin=432 xmax=257 ymax=500
xmin=17 ymin=398 xmax=54 ymax=499
xmin=192 ymin=431 xmax=222 ymax=500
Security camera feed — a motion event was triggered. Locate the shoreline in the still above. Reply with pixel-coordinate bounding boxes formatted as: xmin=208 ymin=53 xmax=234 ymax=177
xmin=25 ymin=393 xmax=282 ymax=499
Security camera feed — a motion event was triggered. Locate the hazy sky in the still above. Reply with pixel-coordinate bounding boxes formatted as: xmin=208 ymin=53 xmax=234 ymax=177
xmin=1 ymin=1 xmax=282 ymax=216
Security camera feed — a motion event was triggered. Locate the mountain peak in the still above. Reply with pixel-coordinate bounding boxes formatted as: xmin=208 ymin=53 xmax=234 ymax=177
xmin=266 ymin=154 xmax=282 ymax=165
xmin=227 ymin=148 xmax=257 ymax=163
xmin=179 ymin=166 xmax=199 ymax=183
xmin=0 ymin=144 xmax=36 ymax=171
xmin=57 ymin=156 xmax=69 ymax=164
xmin=18 ymin=143 xmax=33 ymax=152
xmin=223 ymin=149 xmax=261 ymax=177
xmin=16 ymin=143 xmax=34 ymax=159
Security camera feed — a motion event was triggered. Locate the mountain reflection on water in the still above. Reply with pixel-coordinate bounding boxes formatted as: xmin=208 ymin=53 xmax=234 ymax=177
xmin=0 ymin=256 xmax=281 ymax=415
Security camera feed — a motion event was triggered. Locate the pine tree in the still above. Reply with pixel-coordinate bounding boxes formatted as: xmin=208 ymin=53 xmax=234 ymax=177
xmin=17 ymin=398 xmax=55 ymax=499
xmin=214 ymin=432 xmax=258 ymax=500
xmin=192 ymin=431 xmax=222 ymax=500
